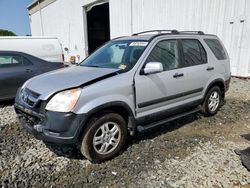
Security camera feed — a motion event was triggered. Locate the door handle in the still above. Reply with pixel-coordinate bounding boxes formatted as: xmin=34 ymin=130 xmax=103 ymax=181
xmin=206 ymin=67 xmax=214 ymax=71
xmin=26 ymin=69 xmax=33 ymax=73
xmin=173 ymin=73 xmax=184 ymax=78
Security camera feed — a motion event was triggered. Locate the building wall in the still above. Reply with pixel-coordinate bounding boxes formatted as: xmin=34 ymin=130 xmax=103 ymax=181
xmin=29 ymin=0 xmax=86 ymax=62
xmin=109 ymin=0 xmax=250 ymax=77
xmin=29 ymin=0 xmax=250 ymax=77
xmin=109 ymin=0 xmax=132 ymax=37
xmin=30 ymin=10 xmax=43 ymax=36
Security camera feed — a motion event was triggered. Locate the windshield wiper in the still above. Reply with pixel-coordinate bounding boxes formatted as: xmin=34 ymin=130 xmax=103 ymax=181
xmin=81 ymin=64 xmax=100 ymax=68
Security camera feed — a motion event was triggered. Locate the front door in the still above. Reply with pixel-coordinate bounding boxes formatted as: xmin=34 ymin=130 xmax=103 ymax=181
xmin=134 ymin=39 xmax=187 ymax=119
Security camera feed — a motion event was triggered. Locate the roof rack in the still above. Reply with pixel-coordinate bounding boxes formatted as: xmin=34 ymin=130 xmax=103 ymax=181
xmin=179 ymin=31 xmax=205 ymax=35
xmin=132 ymin=30 xmax=179 ymax=36
xmin=132 ymin=30 xmax=205 ymax=37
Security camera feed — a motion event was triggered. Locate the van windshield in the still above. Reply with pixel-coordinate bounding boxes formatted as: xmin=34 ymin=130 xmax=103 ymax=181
xmin=80 ymin=40 xmax=148 ymax=71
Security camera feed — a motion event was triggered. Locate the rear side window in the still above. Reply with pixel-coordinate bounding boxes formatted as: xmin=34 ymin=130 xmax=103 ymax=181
xmin=204 ymin=39 xmax=227 ymax=60
xmin=181 ymin=39 xmax=207 ymax=67
xmin=22 ymin=56 xmax=33 ymax=66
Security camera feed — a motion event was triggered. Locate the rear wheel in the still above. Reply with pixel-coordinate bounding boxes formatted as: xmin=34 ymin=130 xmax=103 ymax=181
xmin=202 ymin=86 xmax=222 ymax=116
xmin=80 ymin=113 xmax=127 ymax=163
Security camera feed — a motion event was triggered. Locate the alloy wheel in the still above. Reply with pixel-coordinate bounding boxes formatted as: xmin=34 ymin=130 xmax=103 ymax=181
xmin=93 ymin=122 xmax=121 ymax=155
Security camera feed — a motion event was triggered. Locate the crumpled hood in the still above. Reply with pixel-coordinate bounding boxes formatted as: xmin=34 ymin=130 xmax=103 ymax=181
xmin=25 ymin=66 xmax=118 ymax=100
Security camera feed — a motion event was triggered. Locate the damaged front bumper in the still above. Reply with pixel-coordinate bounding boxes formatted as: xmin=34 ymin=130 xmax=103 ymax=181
xmin=14 ymin=102 xmax=87 ymax=145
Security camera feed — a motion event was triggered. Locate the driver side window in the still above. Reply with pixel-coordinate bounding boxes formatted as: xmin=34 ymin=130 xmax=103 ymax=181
xmin=145 ymin=39 xmax=180 ymax=71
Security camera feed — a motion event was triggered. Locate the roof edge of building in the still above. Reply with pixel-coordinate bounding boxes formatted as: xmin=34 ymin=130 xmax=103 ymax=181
xmin=27 ymin=0 xmax=56 ymax=15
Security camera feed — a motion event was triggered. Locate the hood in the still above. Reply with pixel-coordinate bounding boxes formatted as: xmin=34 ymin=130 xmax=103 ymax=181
xmin=25 ymin=66 xmax=119 ymax=100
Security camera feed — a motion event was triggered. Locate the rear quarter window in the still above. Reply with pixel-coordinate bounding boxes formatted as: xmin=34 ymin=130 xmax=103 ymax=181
xmin=22 ymin=56 xmax=33 ymax=66
xmin=204 ymin=39 xmax=227 ymax=60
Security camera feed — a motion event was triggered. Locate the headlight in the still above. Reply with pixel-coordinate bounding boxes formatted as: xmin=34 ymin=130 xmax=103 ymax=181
xmin=21 ymin=80 xmax=30 ymax=89
xmin=45 ymin=88 xmax=81 ymax=112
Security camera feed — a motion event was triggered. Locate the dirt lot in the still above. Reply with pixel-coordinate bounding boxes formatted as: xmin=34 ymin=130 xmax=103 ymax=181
xmin=0 ymin=78 xmax=250 ymax=188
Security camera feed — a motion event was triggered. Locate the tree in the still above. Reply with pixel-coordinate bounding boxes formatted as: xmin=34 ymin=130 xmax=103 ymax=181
xmin=0 ymin=29 xmax=16 ymax=36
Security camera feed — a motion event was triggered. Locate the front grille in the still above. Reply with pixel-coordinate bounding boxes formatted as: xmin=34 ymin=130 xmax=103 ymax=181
xmin=21 ymin=88 xmax=40 ymax=107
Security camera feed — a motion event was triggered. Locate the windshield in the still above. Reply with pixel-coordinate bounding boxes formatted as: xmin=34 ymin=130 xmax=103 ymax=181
xmin=80 ymin=40 xmax=148 ymax=71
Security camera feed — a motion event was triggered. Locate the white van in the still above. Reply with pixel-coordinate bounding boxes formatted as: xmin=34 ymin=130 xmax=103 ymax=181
xmin=0 ymin=36 xmax=64 ymax=62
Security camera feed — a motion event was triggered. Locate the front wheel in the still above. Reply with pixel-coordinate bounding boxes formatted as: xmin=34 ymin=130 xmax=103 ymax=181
xmin=201 ymin=86 xmax=222 ymax=116
xmin=80 ymin=113 xmax=127 ymax=163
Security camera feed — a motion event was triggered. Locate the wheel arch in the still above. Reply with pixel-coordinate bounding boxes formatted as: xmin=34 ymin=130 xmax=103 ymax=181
xmin=78 ymin=101 xmax=136 ymax=141
xmin=204 ymin=79 xmax=225 ymax=101
xmin=87 ymin=101 xmax=134 ymax=120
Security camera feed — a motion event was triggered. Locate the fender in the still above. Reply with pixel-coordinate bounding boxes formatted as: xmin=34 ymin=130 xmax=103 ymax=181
xmin=74 ymin=101 xmax=137 ymax=138
xmin=85 ymin=101 xmax=134 ymax=118
xmin=203 ymin=78 xmax=225 ymax=99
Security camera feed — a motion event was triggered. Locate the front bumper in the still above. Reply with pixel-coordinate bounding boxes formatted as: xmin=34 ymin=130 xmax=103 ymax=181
xmin=15 ymin=103 xmax=87 ymax=145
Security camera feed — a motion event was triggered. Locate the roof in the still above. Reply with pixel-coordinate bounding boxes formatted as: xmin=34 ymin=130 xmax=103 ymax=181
xmin=27 ymin=0 xmax=38 ymax=9
xmin=27 ymin=0 xmax=56 ymax=15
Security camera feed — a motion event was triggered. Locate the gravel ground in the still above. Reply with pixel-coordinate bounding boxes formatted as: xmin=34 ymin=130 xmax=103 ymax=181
xmin=0 ymin=78 xmax=250 ymax=188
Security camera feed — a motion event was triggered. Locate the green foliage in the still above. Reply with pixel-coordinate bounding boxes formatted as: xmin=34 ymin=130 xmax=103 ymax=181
xmin=0 ymin=29 xmax=16 ymax=36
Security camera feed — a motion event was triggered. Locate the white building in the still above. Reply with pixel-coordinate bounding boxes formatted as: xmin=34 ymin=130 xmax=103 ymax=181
xmin=28 ymin=0 xmax=250 ymax=77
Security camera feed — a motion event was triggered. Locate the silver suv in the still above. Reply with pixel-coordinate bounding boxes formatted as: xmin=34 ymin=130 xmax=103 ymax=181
xmin=15 ymin=30 xmax=231 ymax=163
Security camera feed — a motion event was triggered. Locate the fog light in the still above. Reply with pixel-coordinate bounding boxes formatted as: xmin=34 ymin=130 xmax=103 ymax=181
xmin=47 ymin=131 xmax=60 ymax=136
xmin=34 ymin=124 xmax=43 ymax=132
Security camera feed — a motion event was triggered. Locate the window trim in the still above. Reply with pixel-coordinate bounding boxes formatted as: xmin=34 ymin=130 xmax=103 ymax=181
xmin=179 ymin=38 xmax=208 ymax=68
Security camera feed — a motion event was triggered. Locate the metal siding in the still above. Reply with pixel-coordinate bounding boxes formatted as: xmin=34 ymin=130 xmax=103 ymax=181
xmin=30 ymin=0 xmax=86 ymax=62
xmin=238 ymin=0 xmax=250 ymax=77
xmin=29 ymin=0 xmax=250 ymax=76
xmin=246 ymin=0 xmax=250 ymax=76
xmin=30 ymin=12 xmax=43 ymax=36
xmin=109 ymin=0 xmax=132 ymax=37
xmin=109 ymin=0 xmax=250 ymax=76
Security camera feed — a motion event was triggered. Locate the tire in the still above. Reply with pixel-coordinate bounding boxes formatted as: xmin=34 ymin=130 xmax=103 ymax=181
xmin=80 ymin=113 xmax=127 ymax=163
xmin=201 ymin=86 xmax=222 ymax=117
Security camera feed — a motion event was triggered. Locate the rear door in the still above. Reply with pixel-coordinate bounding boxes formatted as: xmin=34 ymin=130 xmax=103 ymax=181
xmin=0 ymin=53 xmax=36 ymax=100
xmin=178 ymin=38 xmax=212 ymax=97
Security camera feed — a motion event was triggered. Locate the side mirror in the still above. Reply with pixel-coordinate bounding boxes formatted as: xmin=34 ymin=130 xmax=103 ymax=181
xmin=143 ymin=62 xmax=163 ymax=75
